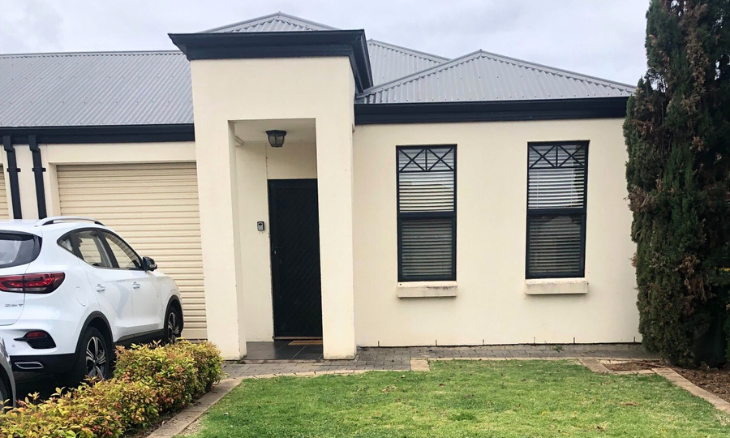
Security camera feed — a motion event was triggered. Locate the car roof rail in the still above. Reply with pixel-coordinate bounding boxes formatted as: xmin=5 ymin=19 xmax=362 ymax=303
xmin=35 ymin=216 xmax=104 ymax=227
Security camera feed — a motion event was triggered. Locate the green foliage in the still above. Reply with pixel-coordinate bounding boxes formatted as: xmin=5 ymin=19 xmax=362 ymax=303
xmin=0 ymin=341 xmax=222 ymax=438
xmin=624 ymin=0 xmax=730 ymax=365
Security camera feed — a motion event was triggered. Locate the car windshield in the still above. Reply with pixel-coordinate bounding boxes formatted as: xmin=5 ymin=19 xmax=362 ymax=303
xmin=0 ymin=232 xmax=38 ymax=268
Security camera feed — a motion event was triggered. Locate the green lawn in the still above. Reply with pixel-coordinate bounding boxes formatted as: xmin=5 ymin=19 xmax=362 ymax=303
xmin=189 ymin=361 xmax=730 ymax=437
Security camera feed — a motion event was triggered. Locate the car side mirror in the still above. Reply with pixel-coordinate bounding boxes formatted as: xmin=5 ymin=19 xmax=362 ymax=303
xmin=142 ymin=256 xmax=157 ymax=271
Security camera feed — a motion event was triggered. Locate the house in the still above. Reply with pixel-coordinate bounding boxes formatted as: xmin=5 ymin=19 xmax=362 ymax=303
xmin=0 ymin=12 xmax=638 ymax=360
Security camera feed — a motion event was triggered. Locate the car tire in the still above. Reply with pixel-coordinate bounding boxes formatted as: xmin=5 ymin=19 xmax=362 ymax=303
xmin=67 ymin=327 xmax=111 ymax=384
xmin=164 ymin=306 xmax=182 ymax=344
xmin=0 ymin=377 xmax=9 ymax=409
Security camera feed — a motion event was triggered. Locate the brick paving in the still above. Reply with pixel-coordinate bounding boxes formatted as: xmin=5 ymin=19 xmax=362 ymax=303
xmin=223 ymin=344 xmax=657 ymax=378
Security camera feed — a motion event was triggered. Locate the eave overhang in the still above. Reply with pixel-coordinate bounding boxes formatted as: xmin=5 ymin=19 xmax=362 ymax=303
xmin=354 ymin=97 xmax=629 ymax=125
xmin=0 ymin=124 xmax=195 ymax=144
xmin=169 ymin=30 xmax=373 ymax=92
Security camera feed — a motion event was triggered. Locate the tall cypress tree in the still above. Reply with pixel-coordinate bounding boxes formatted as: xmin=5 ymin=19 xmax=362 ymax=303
xmin=625 ymin=0 xmax=730 ymax=366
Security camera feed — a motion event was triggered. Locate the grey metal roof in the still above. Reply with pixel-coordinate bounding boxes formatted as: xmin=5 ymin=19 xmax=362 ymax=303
xmin=205 ymin=13 xmax=449 ymax=85
xmin=0 ymin=51 xmax=192 ymax=127
xmin=204 ymin=12 xmax=337 ymax=33
xmin=358 ymin=50 xmax=634 ymax=104
xmin=367 ymin=40 xmax=448 ymax=85
xmin=0 ymin=13 xmax=635 ymax=128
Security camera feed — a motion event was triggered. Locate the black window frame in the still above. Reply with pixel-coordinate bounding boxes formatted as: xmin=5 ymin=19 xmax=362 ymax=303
xmin=525 ymin=141 xmax=589 ymax=279
xmin=58 ymin=228 xmax=144 ymax=271
xmin=99 ymin=230 xmax=144 ymax=271
xmin=396 ymin=144 xmax=457 ymax=282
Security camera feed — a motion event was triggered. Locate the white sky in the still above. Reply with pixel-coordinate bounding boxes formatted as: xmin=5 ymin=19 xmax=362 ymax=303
xmin=0 ymin=0 xmax=650 ymax=85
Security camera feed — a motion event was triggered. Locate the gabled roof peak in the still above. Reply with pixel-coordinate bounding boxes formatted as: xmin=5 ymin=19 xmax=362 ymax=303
xmin=358 ymin=49 xmax=634 ymax=104
xmin=203 ymin=12 xmax=337 ymax=33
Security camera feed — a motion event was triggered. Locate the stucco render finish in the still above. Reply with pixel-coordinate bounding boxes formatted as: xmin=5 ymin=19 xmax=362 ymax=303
xmin=190 ymin=57 xmax=356 ymax=359
xmin=352 ymin=119 xmax=639 ymax=347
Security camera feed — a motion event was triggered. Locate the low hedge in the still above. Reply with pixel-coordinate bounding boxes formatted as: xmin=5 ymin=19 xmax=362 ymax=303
xmin=1 ymin=340 xmax=222 ymax=438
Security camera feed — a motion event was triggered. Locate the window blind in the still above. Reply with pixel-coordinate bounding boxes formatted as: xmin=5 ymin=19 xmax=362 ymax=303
xmin=526 ymin=143 xmax=588 ymax=278
xmin=397 ymin=146 xmax=456 ymax=282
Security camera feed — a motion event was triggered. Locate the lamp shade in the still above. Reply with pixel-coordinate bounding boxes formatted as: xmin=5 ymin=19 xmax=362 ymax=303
xmin=266 ymin=130 xmax=287 ymax=148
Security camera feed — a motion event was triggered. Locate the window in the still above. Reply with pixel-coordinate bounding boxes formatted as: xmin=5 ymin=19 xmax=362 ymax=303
xmin=0 ymin=233 xmax=39 ymax=268
xmin=526 ymin=142 xmax=588 ymax=278
xmin=102 ymin=232 xmax=143 ymax=270
xmin=397 ymin=145 xmax=456 ymax=282
xmin=74 ymin=230 xmax=113 ymax=268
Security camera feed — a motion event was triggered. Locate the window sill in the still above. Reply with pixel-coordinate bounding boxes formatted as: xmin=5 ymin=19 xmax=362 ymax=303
xmin=524 ymin=278 xmax=588 ymax=295
xmin=397 ymin=281 xmax=457 ymax=298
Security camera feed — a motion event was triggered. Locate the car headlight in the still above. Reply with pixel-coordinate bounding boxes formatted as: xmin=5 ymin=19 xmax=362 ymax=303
xmin=0 ymin=337 xmax=8 ymax=361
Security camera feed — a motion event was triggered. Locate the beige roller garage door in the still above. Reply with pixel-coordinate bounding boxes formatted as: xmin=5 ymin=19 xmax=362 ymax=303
xmin=0 ymin=167 xmax=9 ymax=219
xmin=57 ymin=162 xmax=206 ymax=339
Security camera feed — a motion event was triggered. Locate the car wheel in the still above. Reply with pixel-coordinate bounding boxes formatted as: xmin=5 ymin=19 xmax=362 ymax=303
xmin=0 ymin=377 xmax=9 ymax=410
xmin=165 ymin=306 xmax=182 ymax=344
xmin=68 ymin=327 xmax=111 ymax=384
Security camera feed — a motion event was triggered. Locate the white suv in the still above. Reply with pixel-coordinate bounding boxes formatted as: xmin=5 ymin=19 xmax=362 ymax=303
xmin=0 ymin=217 xmax=183 ymax=381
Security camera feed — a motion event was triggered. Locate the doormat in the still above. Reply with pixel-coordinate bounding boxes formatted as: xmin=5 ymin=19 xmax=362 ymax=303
xmin=289 ymin=340 xmax=323 ymax=346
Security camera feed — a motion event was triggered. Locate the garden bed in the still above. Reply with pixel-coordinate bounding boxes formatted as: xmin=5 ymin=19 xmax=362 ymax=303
xmin=604 ymin=360 xmax=730 ymax=404
xmin=673 ymin=366 xmax=730 ymax=404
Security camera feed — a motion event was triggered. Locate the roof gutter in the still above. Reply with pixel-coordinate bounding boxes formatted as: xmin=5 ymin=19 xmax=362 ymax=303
xmin=354 ymin=97 xmax=629 ymax=125
xmin=0 ymin=124 xmax=195 ymax=144
xmin=169 ymin=30 xmax=373 ymax=92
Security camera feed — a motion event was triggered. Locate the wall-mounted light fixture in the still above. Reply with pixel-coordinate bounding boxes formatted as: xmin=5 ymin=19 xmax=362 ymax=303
xmin=266 ymin=130 xmax=287 ymax=148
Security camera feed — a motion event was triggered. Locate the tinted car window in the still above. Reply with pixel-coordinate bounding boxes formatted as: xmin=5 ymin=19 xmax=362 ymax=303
xmin=0 ymin=233 xmax=38 ymax=268
xmin=75 ymin=231 xmax=113 ymax=268
xmin=102 ymin=232 xmax=142 ymax=270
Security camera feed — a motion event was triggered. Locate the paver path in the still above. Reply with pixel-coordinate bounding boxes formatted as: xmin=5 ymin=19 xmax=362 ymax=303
xmin=223 ymin=344 xmax=657 ymax=378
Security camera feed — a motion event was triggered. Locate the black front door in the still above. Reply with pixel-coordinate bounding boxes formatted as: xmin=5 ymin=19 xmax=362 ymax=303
xmin=268 ymin=179 xmax=323 ymax=338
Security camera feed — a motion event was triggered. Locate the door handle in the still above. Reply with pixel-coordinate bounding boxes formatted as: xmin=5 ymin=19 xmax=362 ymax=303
xmin=132 ymin=282 xmax=141 ymax=290
xmin=96 ymin=285 xmax=105 ymax=293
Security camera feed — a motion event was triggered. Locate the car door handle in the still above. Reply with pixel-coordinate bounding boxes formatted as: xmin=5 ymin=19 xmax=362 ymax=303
xmin=132 ymin=282 xmax=141 ymax=289
xmin=96 ymin=285 xmax=105 ymax=292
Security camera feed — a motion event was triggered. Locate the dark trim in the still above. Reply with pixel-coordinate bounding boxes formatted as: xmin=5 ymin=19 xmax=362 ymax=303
xmin=116 ymin=329 xmax=165 ymax=347
xmin=355 ymin=97 xmax=629 ymax=125
xmin=0 ymin=124 xmax=194 ymax=145
xmin=28 ymin=135 xmax=47 ymax=219
xmin=169 ymin=31 xmax=373 ymax=92
xmin=14 ymin=332 xmax=56 ymax=349
xmin=77 ymin=311 xmax=113 ymax=346
xmin=396 ymin=145 xmax=457 ymax=282
xmin=10 ymin=353 xmax=76 ymax=373
xmin=525 ymin=141 xmax=589 ymax=279
xmin=2 ymin=135 xmax=22 ymax=219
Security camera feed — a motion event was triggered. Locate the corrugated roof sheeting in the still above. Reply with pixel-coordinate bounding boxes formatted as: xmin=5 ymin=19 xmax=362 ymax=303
xmin=206 ymin=12 xmax=336 ymax=33
xmin=0 ymin=51 xmax=193 ymax=127
xmin=358 ymin=51 xmax=635 ymax=104
xmin=367 ymin=40 xmax=448 ymax=85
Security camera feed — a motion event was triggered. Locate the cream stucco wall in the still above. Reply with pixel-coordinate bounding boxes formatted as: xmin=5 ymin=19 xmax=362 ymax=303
xmin=352 ymin=118 xmax=639 ymax=346
xmin=190 ymin=57 xmax=357 ymax=359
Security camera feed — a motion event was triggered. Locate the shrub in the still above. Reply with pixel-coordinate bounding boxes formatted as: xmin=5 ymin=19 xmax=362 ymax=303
xmin=1 ymin=389 xmax=123 ymax=438
xmin=114 ymin=342 xmax=197 ymax=410
xmin=624 ymin=0 xmax=730 ymax=366
xmin=0 ymin=341 xmax=223 ymax=438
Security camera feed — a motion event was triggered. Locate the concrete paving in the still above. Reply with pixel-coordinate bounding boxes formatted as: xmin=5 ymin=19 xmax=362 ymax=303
xmin=223 ymin=344 xmax=657 ymax=378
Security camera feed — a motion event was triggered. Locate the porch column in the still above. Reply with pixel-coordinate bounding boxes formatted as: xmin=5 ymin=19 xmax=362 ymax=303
xmin=195 ymin=122 xmax=246 ymax=359
xmin=316 ymin=119 xmax=357 ymax=359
